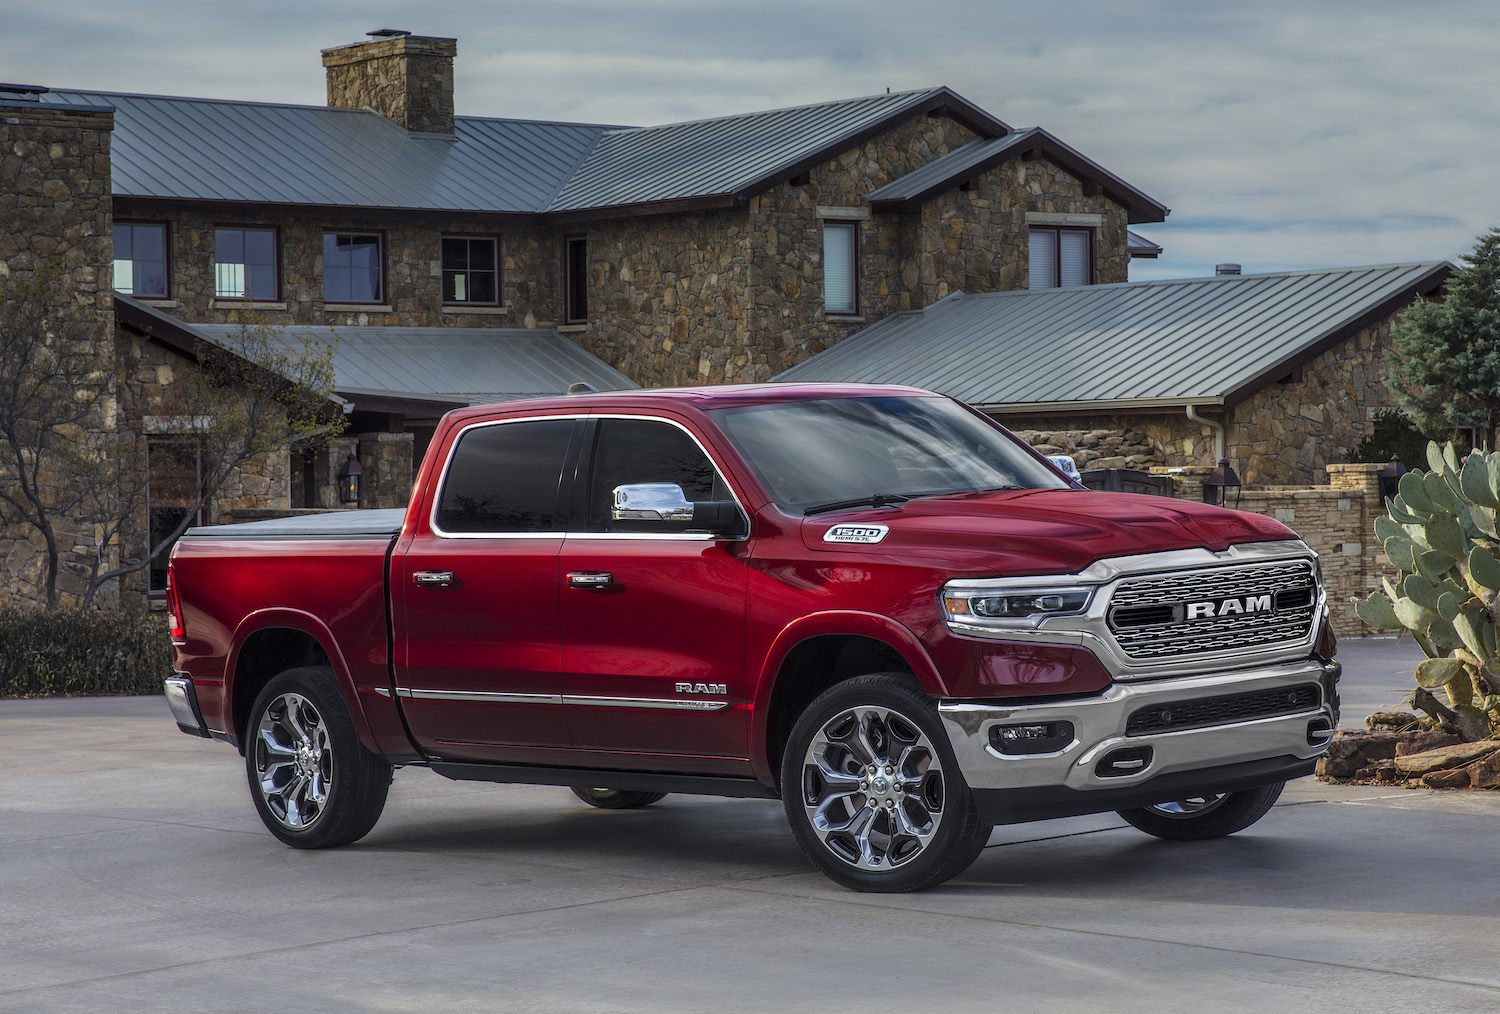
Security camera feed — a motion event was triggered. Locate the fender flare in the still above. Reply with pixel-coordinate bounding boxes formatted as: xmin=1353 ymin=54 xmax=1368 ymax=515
xmin=225 ymin=608 xmax=380 ymax=754
xmin=750 ymin=610 xmax=948 ymax=779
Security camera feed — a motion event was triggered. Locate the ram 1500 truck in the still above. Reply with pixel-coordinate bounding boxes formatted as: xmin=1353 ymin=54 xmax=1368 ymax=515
xmin=164 ymin=383 xmax=1339 ymax=892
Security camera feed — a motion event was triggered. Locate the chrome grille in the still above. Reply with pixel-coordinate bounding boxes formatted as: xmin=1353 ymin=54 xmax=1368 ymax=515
xmin=1106 ymin=561 xmax=1318 ymax=660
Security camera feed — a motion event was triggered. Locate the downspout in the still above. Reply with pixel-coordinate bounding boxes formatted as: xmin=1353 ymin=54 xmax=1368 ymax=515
xmin=1185 ymin=405 xmax=1225 ymax=462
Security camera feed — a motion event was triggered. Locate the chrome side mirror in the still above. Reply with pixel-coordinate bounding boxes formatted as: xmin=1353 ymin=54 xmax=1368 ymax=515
xmin=612 ymin=483 xmax=694 ymax=522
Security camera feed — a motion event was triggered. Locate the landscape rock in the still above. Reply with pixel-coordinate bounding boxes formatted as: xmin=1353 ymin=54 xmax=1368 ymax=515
xmin=1317 ymin=730 xmax=1400 ymax=779
xmin=1460 ymin=750 xmax=1500 ymax=789
xmin=1367 ymin=711 xmax=1420 ymax=731
xmin=1422 ymin=767 xmax=1472 ymax=789
xmin=1353 ymin=761 xmax=1398 ymax=783
xmin=1394 ymin=740 xmax=1500 ymax=776
xmin=1395 ymin=730 xmax=1465 ymax=757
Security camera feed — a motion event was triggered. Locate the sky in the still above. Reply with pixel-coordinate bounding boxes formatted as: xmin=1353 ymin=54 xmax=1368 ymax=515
xmin=3 ymin=0 xmax=1497 ymax=281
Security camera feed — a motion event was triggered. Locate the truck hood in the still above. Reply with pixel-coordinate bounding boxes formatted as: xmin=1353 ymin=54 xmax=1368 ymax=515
xmin=799 ymin=489 xmax=1299 ymax=577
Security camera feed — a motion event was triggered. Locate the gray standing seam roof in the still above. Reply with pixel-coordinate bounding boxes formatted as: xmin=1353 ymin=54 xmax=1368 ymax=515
xmin=188 ymin=324 xmax=638 ymax=405
xmin=772 ymin=262 xmax=1451 ymax=411
xmin=1127 ymin=230 xmax=1162 ymax=257
xmin=866 ymin=130 xmax=1039 ymax=205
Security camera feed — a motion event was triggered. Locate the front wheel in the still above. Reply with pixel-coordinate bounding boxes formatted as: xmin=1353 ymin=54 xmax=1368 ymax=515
xmin=245 ymin=666 xmax=392 ymax=848
xmin=1116 ymin=782 xmax=1284 ymax=841
xmin=781 ymin=673 xmax=991 ymax=893
xmin=570 ymin=786 xmax=668 ymax=809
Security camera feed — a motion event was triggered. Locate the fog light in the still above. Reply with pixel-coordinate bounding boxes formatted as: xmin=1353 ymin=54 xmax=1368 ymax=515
xmin=990 ymin=721 xmax=1074 ymax=755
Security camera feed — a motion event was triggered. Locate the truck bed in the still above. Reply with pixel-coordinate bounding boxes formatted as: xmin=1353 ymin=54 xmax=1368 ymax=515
xmin=182 ymin=509 xmax=407 ymax=539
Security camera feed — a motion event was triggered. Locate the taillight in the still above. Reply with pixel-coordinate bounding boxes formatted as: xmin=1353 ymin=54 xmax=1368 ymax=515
xmin=166 ymin=566 xmax=185 ymax=640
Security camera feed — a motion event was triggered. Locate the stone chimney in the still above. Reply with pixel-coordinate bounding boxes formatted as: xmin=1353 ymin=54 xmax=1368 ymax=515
xmin=321 ymin=31 xmax=457 ymax=134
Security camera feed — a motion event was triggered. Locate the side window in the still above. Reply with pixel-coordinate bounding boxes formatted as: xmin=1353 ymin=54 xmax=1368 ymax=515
xmin=587 ymin=419 xmax=728 ymax=533
xmin=436 ymin=419 xmax=575 ymax=534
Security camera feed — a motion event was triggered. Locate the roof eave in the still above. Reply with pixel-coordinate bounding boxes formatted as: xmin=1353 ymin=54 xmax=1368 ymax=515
xmin=977 ymin=396 xmax=1226 ymax=416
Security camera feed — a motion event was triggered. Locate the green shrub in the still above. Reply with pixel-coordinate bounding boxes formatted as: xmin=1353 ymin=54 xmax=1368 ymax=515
xmin=1348 ymin=408 xmax=1439 ymax=469
xmin=0 ymin=609 xmax=170 ymax=698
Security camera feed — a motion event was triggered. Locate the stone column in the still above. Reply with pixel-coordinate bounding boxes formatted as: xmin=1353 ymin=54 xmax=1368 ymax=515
xmin=356 ymin=432 xmax=415 ymax=509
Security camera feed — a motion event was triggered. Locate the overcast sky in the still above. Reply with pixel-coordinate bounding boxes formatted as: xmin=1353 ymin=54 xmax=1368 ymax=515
xmin=4 ymin=0 xmax=1496 ymax=281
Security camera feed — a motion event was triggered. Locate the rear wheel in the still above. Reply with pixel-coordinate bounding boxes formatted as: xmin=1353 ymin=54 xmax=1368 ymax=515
xmin=245 ymin=666 xmax=391 ymax=848
xmin=781 ymin=673 xmax=991 ymax=893
xmin=1116 ymin=782 xmax=1285 ymax=841
xmin=570 ymin=786 xmax=668 ymax=809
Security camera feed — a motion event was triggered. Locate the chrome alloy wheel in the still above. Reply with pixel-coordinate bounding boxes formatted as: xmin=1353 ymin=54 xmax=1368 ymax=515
xmin=1144 ymin=794 xmax=1228 ymax=819
xmin=254 ymin=692 xmax=333 ymax=830
xmin=800 ymin=705 xmax=945 ymax=870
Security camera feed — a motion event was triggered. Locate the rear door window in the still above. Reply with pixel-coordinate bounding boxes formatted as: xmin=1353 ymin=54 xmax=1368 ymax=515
xmin=435 ymin=418 xmax=576 ymax=534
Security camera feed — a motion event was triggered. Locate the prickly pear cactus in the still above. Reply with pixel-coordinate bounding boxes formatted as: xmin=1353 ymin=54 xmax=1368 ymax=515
xmin=1356 ymin=442 xmax=1500 ymax=740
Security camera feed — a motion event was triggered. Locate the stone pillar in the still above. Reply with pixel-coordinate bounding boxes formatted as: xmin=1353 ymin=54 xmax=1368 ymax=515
xmin=0 ymin=92 xmax=117 ymax=609
xmin=1326 ymin=462 xmax=1391 ymax=633
xmin=321 ymin=35 xmax=457 ymax=134
xmin=1150 ymin=465 xmax=1214 ymax=502
xmin=356 ymin=432 xmax=415 ymax=509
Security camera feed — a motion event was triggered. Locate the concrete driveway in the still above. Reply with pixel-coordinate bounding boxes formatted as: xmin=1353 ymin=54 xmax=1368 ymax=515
xmin=4 ymin=636 xmax=1499 ymax=1013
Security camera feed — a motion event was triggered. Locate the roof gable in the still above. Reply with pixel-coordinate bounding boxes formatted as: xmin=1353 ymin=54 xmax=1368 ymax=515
xmin=772 ymin=263 xmax=1453 ymax=411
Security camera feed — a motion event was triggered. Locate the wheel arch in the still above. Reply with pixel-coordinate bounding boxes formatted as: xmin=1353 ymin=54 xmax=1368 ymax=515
xmin=226 ymin=610 xmax=378 ymax=756
xmin=753 ymin=611 xmax=947 ymax=787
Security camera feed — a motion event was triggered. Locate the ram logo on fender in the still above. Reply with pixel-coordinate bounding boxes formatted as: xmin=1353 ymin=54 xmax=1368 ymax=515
xmin=1185 ymin=594 xmax=1274 ymax=619
xmin=676 ymin=682 xmax=728 ymax=695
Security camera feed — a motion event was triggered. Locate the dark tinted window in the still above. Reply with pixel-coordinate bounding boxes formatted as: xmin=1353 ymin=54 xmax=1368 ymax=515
xmin=437 ymin=419 xmax=575 ymax=533
xmin=587 ymin=419 xmax=727 ymax=532
xmin=442 ymin=236 xmax=499 ymax=304
xmin=565 ymin=236 xmax=587 ymax=323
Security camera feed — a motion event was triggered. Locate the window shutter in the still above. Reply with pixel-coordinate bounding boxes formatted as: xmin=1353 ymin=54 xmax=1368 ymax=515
xmin=823 ymin=223 xmax=856 ymax=313
xmin=1059 ymin=230 xmax=1090 ymax=287
xmin=1028 ymin=228 xmax=1057 ymax=289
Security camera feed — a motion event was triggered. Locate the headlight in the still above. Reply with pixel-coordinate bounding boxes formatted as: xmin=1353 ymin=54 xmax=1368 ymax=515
xmin=942 ymin=582 xmax=1093 ymax=630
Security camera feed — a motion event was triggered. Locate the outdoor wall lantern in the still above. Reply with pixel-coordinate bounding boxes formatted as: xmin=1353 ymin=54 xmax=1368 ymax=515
xmin=1203 ymin=457 xmax=1243 ymax=507
xmin=1379 ymin=455 xmax=1407 ymax=502
xmin=339 ymin=454 xmax=363 ymax=505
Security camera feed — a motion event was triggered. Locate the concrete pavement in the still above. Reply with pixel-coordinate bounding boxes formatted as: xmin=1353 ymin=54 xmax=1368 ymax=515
xmin=4 ymin=637 xmax=1498 ymax=1013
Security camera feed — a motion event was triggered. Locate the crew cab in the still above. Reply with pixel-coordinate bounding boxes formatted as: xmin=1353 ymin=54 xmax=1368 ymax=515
xmin=164 ymin=383 xmax=1339 ymax=892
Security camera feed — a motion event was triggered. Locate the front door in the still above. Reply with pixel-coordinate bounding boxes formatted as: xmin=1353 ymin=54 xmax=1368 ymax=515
xmin=560 ymin=416 xmax=751 ymax=770
xmin=394 ymin=416 xmax=581 ymax=763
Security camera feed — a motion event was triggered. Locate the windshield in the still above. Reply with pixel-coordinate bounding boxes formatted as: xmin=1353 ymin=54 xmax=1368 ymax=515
xmin=712 ymin=396 xmax=1070 ymax=512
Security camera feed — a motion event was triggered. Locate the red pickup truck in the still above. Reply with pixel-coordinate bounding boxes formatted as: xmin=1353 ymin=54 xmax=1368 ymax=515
xmin=164 ymin=383 xmax=1339 ymax=892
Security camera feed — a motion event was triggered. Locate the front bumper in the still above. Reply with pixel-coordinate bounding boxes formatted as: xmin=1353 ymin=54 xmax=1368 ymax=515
xmin=164 ymin=673 xmax=210 ymax=738
xmin=938 ymin=657 xmax=1338 ymax=825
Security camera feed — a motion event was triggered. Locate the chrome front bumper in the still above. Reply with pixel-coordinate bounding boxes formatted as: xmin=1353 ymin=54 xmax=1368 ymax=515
xmin=938 ymin=657 xmax=1338 ymax=796
xmin=164 ymin=673 xmax=210 ymax=738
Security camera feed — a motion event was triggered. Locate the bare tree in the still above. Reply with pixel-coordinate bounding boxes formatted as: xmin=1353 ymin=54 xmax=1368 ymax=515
xmin=79 ymin=314 xmax=344 ymax=605
xmin=0 ymin=263 xmax=112 ymax=609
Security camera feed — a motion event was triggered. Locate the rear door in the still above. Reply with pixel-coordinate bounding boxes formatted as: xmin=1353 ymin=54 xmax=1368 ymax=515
xmin=393 ymin=415 xmax=582 ymax=762
xmin=559 ymin=415 xmax=752 ymax=769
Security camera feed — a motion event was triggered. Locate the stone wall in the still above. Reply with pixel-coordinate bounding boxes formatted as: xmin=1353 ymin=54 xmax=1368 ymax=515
xmin=322 ymin=35 xmax=457 ymax=134
xmin=117 ymin=209 xmax=560 ymax=330
xmin=1001 ymin=421 xmax=1164 ymax=470
xmin=0 ymin=100 xmax=118 ymax=610
xmin=576 ymin=112 xmax=1134 ymax=388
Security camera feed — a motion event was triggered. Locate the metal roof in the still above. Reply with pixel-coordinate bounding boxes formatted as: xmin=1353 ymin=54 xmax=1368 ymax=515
xmin=866 ymin=130 xmax=1038 ymax=205
xmin=49 ymin=90 xmax=616 ymax=213
xmin=1127 ymin=230 xmax=1162 ymax=258
xmin=547 ymin=88 xmax=998 ymax=212
xmin=772 ymin=262 xmax=1452 ymax=411
xmin=188 ymin=323 xmax=638 ymax=405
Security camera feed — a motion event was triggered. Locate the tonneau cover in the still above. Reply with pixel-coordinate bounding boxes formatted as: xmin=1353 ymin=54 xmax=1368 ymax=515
xmin=183 ymin=509 xmax=406 ymax=539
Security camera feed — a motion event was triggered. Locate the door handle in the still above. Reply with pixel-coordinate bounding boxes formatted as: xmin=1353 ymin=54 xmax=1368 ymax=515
xmin=567 ymin=570 xmax=614 ymax=589
xmin=413 ymin=570 xmax=455 ymax=588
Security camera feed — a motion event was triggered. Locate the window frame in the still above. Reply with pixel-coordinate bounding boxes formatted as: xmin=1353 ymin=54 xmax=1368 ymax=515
xmin=821 ymin=219 xmax=861 ymax=317
xmin=440 ymin=233 xmax=502 ymax=308
xmin=145 ymin=435 xmax=205 ymax=596
xmin=427 ymin=415 xmax=585 ymax=539
xmin=322 ymin=230 xmax=386 ymax=305
xmin=1027 ymin=226 xmax=1094 ymax=289
xmin=113 ymin=221 xmax=171 ymax=299
xmin=212 ymin=224 xmax=280 ymax=302
xmin=563 ymin=234 xmax=588 ymax=324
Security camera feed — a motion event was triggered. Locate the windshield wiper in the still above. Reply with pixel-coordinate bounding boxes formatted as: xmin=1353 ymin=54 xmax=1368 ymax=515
xmin=803 ymin=492 xmax=913 ymax=516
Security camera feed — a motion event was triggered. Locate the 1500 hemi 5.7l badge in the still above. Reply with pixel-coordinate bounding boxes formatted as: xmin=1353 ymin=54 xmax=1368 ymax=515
xmin=823 ymin=523 xmax=889 ymax=544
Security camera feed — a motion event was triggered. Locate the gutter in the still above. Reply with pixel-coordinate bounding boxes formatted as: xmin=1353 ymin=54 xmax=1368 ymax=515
xmin=1185 ymin=405 xmax=1225 ymax=461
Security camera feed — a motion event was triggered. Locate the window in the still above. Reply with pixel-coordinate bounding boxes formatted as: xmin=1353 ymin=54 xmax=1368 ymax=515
xmin=147 ymin=437 xmax=203 ymax=593
xmin=1028 ymin=227 xmax=1092 ymax=289
xmin=323 ymin=232 xmax=383 ymax=303
xmin=823 ymin=221 xmax=859 ymax=314
xmin=442 ymin=236 xmax=499 ymax=305
xmin=586 ymin=419 xmax=727 ymax=533
xmin=564 ymin=235 xmax=588 ymax=323
xmin=113 ymin=223 xmax=168 ymax=298
xmin=435 ymin=419 xmax=575 ymax=533
xmin=214 ymin=227 xmax=278 ymax=300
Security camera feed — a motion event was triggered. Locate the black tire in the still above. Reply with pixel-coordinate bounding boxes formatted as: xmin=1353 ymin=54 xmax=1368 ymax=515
xmin=570 ymin=786 xmax=668 ymax=809
xmin=1116 ymin=781 xmax=1285 ymax=841
xmin=780 ymin=673 xmax=991 ymax=893
xmin=245 ymin=666 xmax=392 ymax=848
